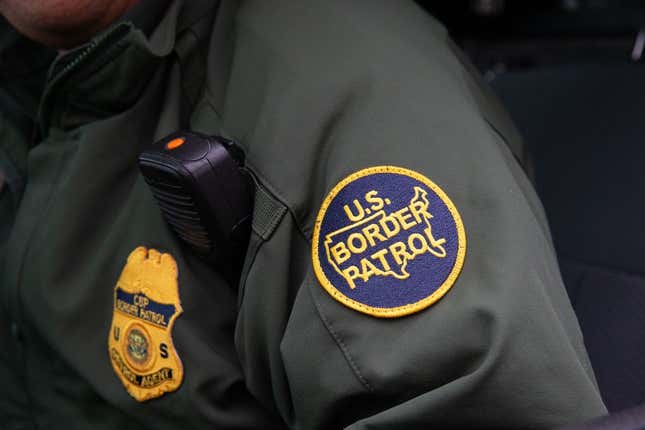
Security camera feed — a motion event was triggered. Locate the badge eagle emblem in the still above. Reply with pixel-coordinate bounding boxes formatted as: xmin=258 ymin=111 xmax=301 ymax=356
xmin=108 ymin=247 xmax=184 ymax=401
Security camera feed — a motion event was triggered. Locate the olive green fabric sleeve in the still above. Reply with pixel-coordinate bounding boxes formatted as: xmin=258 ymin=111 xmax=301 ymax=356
xmin=210 ymin=0 xmax=607 ymax=428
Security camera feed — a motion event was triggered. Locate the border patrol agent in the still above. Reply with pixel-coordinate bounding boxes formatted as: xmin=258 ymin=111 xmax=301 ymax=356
xmin=0 ymin=0 xmax=607 ymax=428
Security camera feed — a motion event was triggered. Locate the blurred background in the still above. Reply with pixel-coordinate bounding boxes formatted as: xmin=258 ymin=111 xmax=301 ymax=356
xmin=416 ymin=0 xmax=645 ymax=413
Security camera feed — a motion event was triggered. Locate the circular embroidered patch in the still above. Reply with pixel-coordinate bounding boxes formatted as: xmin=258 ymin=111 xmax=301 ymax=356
xmin=312 ymin=166 xmax=466 ymax=318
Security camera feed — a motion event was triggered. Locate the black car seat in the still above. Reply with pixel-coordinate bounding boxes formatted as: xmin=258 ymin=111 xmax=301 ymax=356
xmin=491 ymin=63 xmax=645 ymax=413
xmin=560 ymin=402 xmax=645 ymax=430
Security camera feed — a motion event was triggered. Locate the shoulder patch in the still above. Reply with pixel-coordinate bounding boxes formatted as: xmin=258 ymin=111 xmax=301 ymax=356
xmin=108 ymin=247 xmax=184 ymax=401
xmin=312 ymin=166 xmax=466 ymax=318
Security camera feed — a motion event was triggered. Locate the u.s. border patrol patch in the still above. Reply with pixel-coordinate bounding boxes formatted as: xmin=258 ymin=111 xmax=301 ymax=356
xmin=312 ymin=166 xmax=466 ymax=318
xmin=108 ymin=247 xmax=183 ymax=402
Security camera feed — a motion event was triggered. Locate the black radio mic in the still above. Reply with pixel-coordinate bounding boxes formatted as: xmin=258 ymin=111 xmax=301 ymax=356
xmin=138 ymin=131 xmax=254 ymax=274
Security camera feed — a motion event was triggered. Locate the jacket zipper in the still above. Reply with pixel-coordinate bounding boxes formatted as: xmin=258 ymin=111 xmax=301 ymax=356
xmin=37 ymin=22 xmax=132 ymax=137
xmin=4 ymin=22 xmax=134 ymax=425
xmin=15 ymin=23 xmax=133 ymax=324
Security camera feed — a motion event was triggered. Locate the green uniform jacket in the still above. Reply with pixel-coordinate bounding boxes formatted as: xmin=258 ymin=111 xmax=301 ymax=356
xmin=0 ymin=0 xmax=607 ymax=428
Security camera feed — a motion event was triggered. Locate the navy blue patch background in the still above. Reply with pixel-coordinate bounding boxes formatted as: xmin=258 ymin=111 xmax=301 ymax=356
xmin=317 ymin=172 xmax=460 ymax=309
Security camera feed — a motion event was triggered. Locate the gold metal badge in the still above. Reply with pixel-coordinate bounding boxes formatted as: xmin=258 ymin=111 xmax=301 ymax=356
xmin=108 ymin=247 xmax=184 ymax=401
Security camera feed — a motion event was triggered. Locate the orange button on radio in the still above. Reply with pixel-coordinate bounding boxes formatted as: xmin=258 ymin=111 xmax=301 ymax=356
xmin=165 ymin=137 xmax=185 ymax=150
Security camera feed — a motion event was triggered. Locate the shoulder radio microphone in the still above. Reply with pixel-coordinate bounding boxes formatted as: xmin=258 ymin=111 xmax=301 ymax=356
xmin=138 ymin=131 xmax=254 ymax=272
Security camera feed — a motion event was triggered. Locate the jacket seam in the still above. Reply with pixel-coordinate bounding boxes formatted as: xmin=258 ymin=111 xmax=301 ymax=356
xmin=308 ymin=284 xmax=375 ymax=393
xmin=237 ymin=231 xmax=263 ymax=308
xmin=242 ymin=161 xmax=374 ymax=393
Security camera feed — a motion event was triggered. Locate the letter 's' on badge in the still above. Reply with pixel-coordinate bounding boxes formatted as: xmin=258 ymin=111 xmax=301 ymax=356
xmin=108 ymin=247 xmax=184 ymax=401
xmin=312 ymin=166 xmax=466 ymax=318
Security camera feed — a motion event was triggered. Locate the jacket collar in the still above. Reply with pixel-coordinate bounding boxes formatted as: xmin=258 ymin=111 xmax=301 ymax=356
xmin=36 ymin=0 xmax=220 ymax=134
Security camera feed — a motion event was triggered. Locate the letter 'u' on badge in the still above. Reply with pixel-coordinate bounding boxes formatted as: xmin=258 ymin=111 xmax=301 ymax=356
xmin=108 ymin=247 xmax=184 ymax=402
xmin=312 ymin=166 xmax=466 ymax=318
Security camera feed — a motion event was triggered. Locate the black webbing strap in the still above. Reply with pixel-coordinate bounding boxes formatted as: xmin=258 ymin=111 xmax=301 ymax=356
xmin=251 ymin=182 xmax=287 ymax=242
